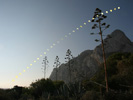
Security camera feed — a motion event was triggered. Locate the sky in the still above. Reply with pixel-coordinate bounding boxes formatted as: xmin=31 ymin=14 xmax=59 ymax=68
xmin=0 ymin=0 xmax=133 ymax=88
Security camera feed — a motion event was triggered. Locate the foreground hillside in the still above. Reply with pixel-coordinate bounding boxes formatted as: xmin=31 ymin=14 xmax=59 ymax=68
xmin=0 ymin=53 xmax=133 ymax=100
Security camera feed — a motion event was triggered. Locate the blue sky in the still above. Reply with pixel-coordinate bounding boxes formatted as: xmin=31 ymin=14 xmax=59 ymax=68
xmin=0 ymin=0 xmax=133 ymax=88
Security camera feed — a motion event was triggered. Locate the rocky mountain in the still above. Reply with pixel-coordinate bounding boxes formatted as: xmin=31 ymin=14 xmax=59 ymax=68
xmin=49 ymin=29 xmax=133 ymax=83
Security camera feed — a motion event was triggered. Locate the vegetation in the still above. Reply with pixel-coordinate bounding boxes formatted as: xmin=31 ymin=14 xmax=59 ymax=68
xmin=42 ymin=56 xmax=49 ymax=78
xmin=53 ymin=56 xmax=61 ymax=82
xmin=91 ymin=8 xmax=111 ymax=92
xmin=65 ymin=49 xmax=74 ymax=83
xmin=91 ymin=52 xmax=133 ymax=92
xmin=0 ymin=52 xmax=133 ymax=100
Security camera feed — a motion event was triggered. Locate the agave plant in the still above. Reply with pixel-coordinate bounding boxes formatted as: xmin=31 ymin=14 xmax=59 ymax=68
xmin=57 ymin=82 xmax=86 ymax=100
xmin=68 ymin=82 xmax=86 ymax=100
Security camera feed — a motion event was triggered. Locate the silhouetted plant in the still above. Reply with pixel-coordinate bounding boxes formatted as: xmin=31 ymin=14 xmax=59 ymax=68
xmin=30 ymin=78 xmax=55 ymax=99
xmin=65 ymin=49 xmax=74 ymax=83
xmin=42 ymin=56 xmax=49 ymax=78
xmin=0 ymin=89 xmax=10 ymax=100
xmin=57 ymin=82 xmax=85 ymax=100
xmin=90 ymin=8 xmax=111 ymax=92
xmin=53 ymin=56 xmax=61 ymax=82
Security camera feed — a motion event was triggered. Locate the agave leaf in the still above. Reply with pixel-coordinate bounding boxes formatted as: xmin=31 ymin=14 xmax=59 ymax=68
xmin=92 ymin=26 xmax=96 ymax=29
xmin=90 ymin=33 xmax=94 ymax=35
xmin=99 ymin=18 xmax=103 ymax=20
xmin=102 ymin=23 xmax=106 ymax=25
xmin=96 ymin=20 xmax=100 ymax=22
xmin=102 ymin=15 xmax=107 ymax=18
xmin=106 ymin=25 xmax=110 ymax=28
xmin=96 ymin=8 xmax=100 ymax=11
xmin=95 ymin=39 xmax=100 ymax=42
xmin=91 ymin=19 xmax=95 ymax=22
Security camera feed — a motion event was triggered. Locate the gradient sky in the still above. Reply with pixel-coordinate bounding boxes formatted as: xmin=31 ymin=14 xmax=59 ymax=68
xmin=0 ymin=0 xmax=133 ymax=88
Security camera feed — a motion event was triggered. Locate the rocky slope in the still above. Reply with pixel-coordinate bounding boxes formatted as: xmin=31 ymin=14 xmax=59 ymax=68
xmin=49 ymin=29 xmax=133 ymax=83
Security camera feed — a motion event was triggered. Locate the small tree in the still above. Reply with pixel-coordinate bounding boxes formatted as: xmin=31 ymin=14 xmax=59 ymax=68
xmin=65 ymin=49 xmax=74 ymax=83
xmin=53 ymin=56 xmax=61 ymax=82
xmin=42 ymin=56 xmax=49 ymax=79
xmin=91 ymin=8 xmax=110 ymax=92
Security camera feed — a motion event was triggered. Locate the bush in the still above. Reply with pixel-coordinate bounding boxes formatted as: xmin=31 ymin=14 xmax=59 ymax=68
xmin=80 ymin=91 xmax=101 ymax=100
xmin=103 ymin=91 xmax=133 ymax=100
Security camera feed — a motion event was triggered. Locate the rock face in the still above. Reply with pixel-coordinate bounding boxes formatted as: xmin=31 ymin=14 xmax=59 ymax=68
xmin=49 ymin=29 xmax=133 ymax=83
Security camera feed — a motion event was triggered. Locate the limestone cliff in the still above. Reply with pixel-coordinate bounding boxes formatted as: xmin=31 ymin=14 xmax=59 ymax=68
xmin=49 ymin=29 xmax=133 ymax=83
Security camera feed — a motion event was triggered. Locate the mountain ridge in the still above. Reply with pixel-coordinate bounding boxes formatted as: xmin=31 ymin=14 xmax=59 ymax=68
xmin=49 ymin=29 xmax=133 ymax=83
